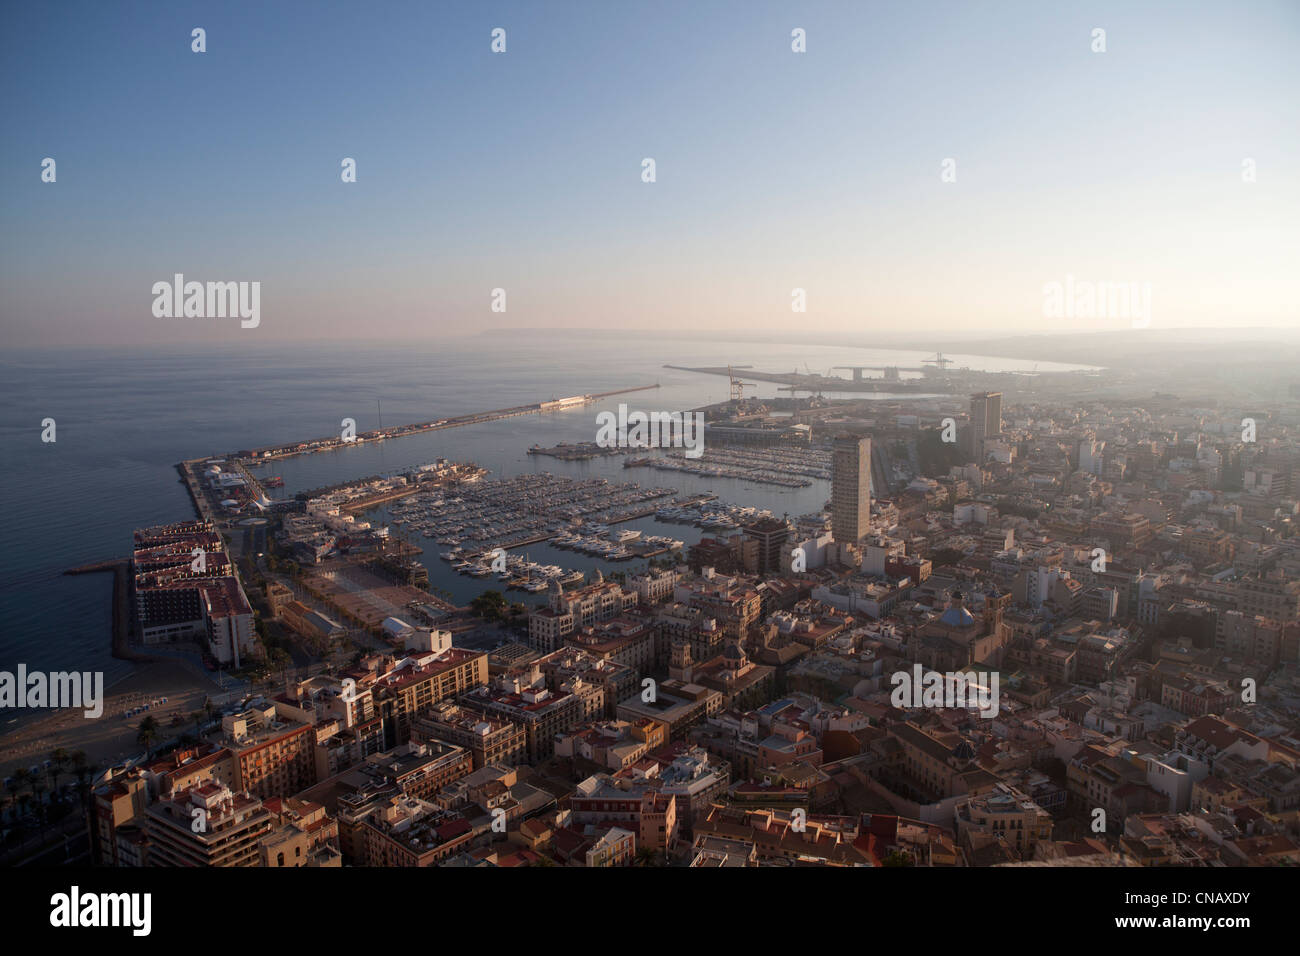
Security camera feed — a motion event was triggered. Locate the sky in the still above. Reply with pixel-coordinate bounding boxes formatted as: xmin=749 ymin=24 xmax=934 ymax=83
xmin=1 ymin=0 xmax=1297 ymax=347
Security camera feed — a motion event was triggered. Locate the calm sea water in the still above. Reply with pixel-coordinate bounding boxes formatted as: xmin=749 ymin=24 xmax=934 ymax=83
xmin=0 ymin=333 xmax=1089 ymax=681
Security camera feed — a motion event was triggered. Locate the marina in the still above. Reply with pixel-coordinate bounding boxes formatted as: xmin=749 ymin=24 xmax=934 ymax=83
xmin=368 ymin=472 xmax=709 ymax=592
xmin=625 ymin=452 xmax=810 ymax=487
xmin=652 ymin=501 xmax=778 ymax=532
xmin=376 ymin=471 xmax=688 ymax=553
xmin=622 ymin=440 xmax=833 ymax=487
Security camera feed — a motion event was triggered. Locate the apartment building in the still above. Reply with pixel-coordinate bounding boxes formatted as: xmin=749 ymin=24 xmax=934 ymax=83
xmin=411 ymin=700 xmax=527 ymax=769
xmin=461 ymin=673 xmax=585 ymax=761
xmin=554 ymin=718 xmax=667 ymax=771
xmin=954 ymin=783 xmax=1054 ymax=857
xmin=369 ymin=647 xmax=490 ymax=745
xmin=562 ymin=616 xmax=656 ymax=679
xmin=258 ymin=797 xmax=342 ymax=867
xmin=359 ymin=741 xmax=474 ymax=800
xmin=569 ymin=778 xmax=680 ymax=852
xmin=144 ymin=781 xmax=274 ymax=867
xmin=1090 ymin=512 xmax=1153 ymax=552
xmin=217 ymin=704 xmax=317 ymax=801
xmin=359 ymin=796 xmax=475 ymax=866
xmin=535 ymin=646 xmax=639 ymax=719
xmin=1237 ymin=570 xmax=1300 ymax=623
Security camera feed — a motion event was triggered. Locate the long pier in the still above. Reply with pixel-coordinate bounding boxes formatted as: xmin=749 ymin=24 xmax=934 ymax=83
xmin=230 ymin=383 xmax=662 ymax=464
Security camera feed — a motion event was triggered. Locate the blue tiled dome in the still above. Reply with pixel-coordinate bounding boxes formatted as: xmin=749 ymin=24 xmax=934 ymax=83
xmin=940 ymin=606 xmax=975 ymax=628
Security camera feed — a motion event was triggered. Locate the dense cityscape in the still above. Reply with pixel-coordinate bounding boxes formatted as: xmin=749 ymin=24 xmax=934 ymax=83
xmin=6 ymin=348 xmax=1300 ymax=874
xmin=4 ymin=0 xmax=1295 ymax=940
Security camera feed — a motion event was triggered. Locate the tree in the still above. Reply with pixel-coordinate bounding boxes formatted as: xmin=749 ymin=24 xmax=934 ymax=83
xmin=930 ymin=547 xmax=964 ymax=568
xmin=470 ymin=590 xmax=508 ymax=622
xmin=137 ymin=716 xmax=160 ymax=758
xmin=12 ymin=768 xmax=32 ymax=822
xmin=30 ymin=777 xmax=48 ymax=839
xmin=48 ymin=747 xmax=70 ymax=792
xmin=634 ymin=846 xmax=658 ymax=867
xmin=69 ymin=751 xmax=100 ymax=862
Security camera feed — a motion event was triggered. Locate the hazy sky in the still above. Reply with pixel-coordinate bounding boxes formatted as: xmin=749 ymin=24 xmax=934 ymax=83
xmin=2 ymin=0 xmax=1297 ymax=347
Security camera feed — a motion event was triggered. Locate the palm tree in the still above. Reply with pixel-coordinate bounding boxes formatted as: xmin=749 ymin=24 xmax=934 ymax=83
xmin=30 ymin=777 xmax=48 ymax=840
xmin=48 ymin=747 xmax=70 ymax=792
xmin=69 ymin=753 xmax=100 ymax=863
xmin=634 ymin=845 xmax=658 ymax=867
xmin=11 ymin=768 xmax=32 ymax=824
xmin=137 ymin=715 xmax=160 ymax=758
xmin=0 ymin=785 xmax=14 ymax=825
xmin=191 ymin=710 xmax=206 ymax=738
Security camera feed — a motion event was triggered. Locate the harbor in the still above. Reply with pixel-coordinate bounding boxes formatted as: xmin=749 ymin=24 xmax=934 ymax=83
xmin=374 ymin=472 xmax=712 ymax=590
xmin=623 ymin=444 xmax=831 ymax=487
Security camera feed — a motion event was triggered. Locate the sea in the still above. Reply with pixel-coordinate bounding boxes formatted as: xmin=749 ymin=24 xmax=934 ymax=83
xmin=0 ymin=332 xmax=1093 ymax=686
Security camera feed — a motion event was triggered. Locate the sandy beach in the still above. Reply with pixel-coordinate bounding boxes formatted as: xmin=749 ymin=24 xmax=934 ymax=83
xmin=0 ymin=661 xmax=223 ymax=781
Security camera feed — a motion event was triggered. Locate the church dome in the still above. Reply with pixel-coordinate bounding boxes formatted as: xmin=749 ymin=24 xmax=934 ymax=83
xmin=941 ymin=589 xmax=975 ymax=627
xmin=940 ymin=606 xmax=976 ymax=628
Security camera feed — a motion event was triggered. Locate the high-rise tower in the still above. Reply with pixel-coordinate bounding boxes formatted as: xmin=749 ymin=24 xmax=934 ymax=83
xmin=968 ymin=392 xmax=1003 ymax=461
xmin=831 ymin=434 xmax=871 ymax=545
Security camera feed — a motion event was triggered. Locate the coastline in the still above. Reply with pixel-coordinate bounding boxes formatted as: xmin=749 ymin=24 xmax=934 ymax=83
xmin=0 ymin=659 xmax=220 ymax=779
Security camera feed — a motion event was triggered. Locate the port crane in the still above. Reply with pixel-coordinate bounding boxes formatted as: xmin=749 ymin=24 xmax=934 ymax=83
xmin=923 ymin=352 xmax=954 ymax=371
xmin=727 ymin=365 xmax=758 ymax=403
